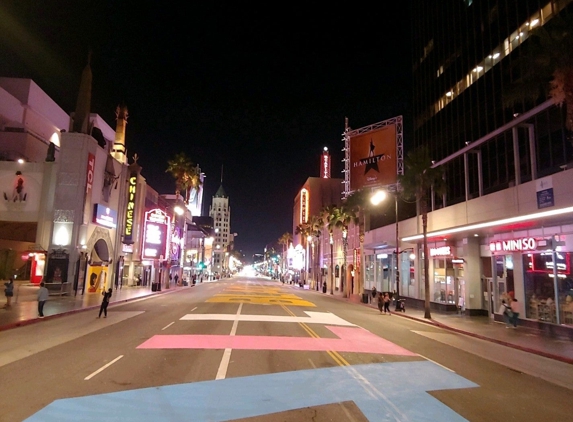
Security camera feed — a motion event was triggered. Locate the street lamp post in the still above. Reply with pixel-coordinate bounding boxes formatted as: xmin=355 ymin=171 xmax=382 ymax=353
xmin=371 ymin=187 xmax=401 ymax=301
xmin=329 ymin=233 xmax=334 ymax=295
xmin=306 ymin=235 xmax=312 ymax=287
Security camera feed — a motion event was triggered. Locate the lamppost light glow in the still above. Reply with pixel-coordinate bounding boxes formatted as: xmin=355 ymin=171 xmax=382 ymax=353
xmin=370 ymin=190 xmax=387 ymax=205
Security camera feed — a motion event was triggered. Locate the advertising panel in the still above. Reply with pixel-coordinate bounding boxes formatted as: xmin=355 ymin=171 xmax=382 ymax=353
xmin=143 ymin=209 xmax=169 ymax=260
xmin=349 ymin=120 xmax=398 ymax=191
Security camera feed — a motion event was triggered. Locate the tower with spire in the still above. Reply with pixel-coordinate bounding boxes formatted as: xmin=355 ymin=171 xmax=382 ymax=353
xmin=208 ymin=165 xmax=231 ymax=276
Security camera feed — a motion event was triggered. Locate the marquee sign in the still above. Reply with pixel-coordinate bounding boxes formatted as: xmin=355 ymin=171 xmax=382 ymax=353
xmin=143 ymin=209 xmax=170 ymax=259
xmin=489 ymin=237 xmax=537 ymax=253
xmin=123 ymin=172 xmax=138 ymax=243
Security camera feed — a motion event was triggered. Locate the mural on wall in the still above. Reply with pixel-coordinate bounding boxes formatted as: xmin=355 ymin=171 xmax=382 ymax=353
xmin=0 ymin=169 xmax=41 ymax=213
xmin=87 ymin=266 xmax=108 ymax=293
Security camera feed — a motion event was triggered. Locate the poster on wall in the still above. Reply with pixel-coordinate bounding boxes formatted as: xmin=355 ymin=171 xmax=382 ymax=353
xmin=45 ymin=251 xmax=69 ymax=284
xmin=87 ymin=266 xmax=108 ymax=293
xmin=349 ymin=118 xmax=399 ymax=191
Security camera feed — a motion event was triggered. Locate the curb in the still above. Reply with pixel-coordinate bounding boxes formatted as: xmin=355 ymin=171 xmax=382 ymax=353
xmin=311 ymin=287 xmax=573 ymax=366
xmin=0 ymin=288 xmax=178 ymax=332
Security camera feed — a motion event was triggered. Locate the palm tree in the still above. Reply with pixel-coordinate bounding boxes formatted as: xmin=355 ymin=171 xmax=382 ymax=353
xmin=503 ymin=14 xmax=573 ymax=144
xmin=398 ymin=146 xmax=446 ymax=320
xmin=277 ymin=232 xmax=292 ymax=277
xmin=344 ymin=189 xmax=372 ymax=296
xmin=166 ymin=152 xmax=202 ymax=203
xmin=320 ymin=205 xmax=338 ymax=294
xmin=308 ymin=214 xmax=323 ymax=288
xmin=329 ymin=204 xmax=358 ymax=298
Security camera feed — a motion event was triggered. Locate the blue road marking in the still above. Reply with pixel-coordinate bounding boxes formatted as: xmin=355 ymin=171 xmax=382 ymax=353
xmin=26 ymin=361 xmax=478 ymax=422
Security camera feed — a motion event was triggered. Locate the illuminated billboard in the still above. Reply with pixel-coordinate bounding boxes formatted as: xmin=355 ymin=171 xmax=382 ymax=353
xmin=347 ymin=116 xmax=402 ymax=192
xmin=143 ymin=209 xmax=169 ymax=260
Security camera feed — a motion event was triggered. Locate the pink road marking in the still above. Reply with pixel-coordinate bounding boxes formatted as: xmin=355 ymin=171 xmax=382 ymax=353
xmin=137 ymin=326 xmax=417 ymax=356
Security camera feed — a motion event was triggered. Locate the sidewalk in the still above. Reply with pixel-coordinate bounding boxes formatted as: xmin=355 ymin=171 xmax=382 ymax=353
xmin=0 ymin=280 xmax=184 ymax=331
xmin=303 ymin=285 xmax=573 ymax=365
xmin=2 ymin=280 xmax=572 ymax=366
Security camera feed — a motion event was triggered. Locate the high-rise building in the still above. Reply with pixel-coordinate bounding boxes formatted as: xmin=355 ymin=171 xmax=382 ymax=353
xmin=360 ymin=0 xmax=573 ymax=329
xmin=412 ymin=0 xmax=573 ymax=203
xmin=209 ymin=183 xmax=231 ymax=276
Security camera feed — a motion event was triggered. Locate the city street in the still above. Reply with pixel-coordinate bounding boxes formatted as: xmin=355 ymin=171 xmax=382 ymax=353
xmin=1 ymin=275 xmax=572 ymax=421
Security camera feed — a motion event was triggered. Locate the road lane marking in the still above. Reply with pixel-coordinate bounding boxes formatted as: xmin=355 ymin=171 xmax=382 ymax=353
xmin=280 ymin=306 xmax=350 ymax=367
xmin=418 ymin=353 xmax=455 ymax=372
xmin=161 ymin=322 xmax=174 ymax=331
xmin=190 ymin=307 xmax=197 ymax=312
xmin=180 ymin=311 xmax=355 ymax=326
xmin=84 ymin=355 xmax=124 ymax=380
xmin=137 ymin=326 xmax=417 ymax=356
xmin=215 ymin=303 xmax=243 ymax=380
xmin=206 ymin=295 xmax=315 ymax=306
xmin=34 ymin=362 xmax=477 ymax=421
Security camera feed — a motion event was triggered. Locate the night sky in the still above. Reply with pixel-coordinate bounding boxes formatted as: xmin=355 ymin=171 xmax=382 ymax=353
xmin=0 ymin=1 xmax=412 ymax=261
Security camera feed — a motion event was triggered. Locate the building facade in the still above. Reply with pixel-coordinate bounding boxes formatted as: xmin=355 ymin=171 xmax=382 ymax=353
xmin=361 ymin=0 xmax=573 ymax=331
xmin=209 ymin=184 xmax=231 ymax=277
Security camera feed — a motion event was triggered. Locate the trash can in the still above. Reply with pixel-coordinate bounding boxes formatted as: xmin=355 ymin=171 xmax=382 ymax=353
xmin=362 ymin=293 xmax=369 ymax=303
xmin=322 ymin=283 xmax=327 ymax=293
xmin=151 ymin=282 xmax=158 ymax=292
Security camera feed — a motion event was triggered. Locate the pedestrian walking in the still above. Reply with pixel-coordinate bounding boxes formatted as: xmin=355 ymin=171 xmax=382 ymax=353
xmin=383 ymin=293 xmax=391 ymax=315
xmin=98 ymin=287 xmax=113 ymax=318
xmin=3 ymin=278 xmax=14 ymax=308
xmin=509 ymin=298 xmax=520 ymax=328
xmin=371 ymin=286 xmax=377 ymax=304
xmin=37 ymin=281 xmax=49 ymax=317
xmin=377 ymin=292 xmax=384 ymax=314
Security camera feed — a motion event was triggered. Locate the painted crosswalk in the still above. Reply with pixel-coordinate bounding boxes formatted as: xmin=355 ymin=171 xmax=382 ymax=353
xmin=138 ymin=325 xmax=417 ymax=355
xmin=25 ymin=362 xmax=477 ymax=422
xmin=180 ymin=310 xmax=355 ymax=325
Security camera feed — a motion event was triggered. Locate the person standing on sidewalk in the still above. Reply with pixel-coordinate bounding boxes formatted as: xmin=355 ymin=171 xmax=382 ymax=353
xmin=371 ymin=286 xmax=377 ymax=304
xmin=383 ymin=293 xmax=391 ymax=315
xmin=509 ymin=298 xmax=521 ymax=328
xmin=37 ymin=281 xmax=49 ymax=318
xmin=98 ymin=288 xmax=113 ymax=318
xmin=3 ymin=278 xmax=14 ymax=308
xmin=377 ymin=292 xmax=384 ymax=314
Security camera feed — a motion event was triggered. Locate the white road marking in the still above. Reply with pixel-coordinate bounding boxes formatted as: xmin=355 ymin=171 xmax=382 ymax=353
xmin=215 ymin=303 xmax=242 ymax=380
xmin=190 ymin=307 xmax=197 ymax=312
xmin=84 ymin=355 xmax=124 ymax=380
xmin=413 ymin=330 xmax=573 ymax=391
xmin=418 ymin=353 xmax=455 ymax=372
xmin=180 ymin=311 xmax=355 ymax=326
xmin=162 ymin=322 xmax=174 ymax=330
xmin=0 ymin=311 xmax=144 ymax=368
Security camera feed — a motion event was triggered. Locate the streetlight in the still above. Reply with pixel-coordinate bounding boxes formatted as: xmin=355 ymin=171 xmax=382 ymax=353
xmin=306 ymin=235 xmax=312 ymax=287
xmin=371 ymin=187 xmax=401 ymax=303
xmin=329 ymin=232 xmax=334 ymax=295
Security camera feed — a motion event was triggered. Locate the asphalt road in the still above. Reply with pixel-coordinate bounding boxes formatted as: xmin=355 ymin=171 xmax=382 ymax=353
xmin=1 ymin=276 xmax=572 ymax=421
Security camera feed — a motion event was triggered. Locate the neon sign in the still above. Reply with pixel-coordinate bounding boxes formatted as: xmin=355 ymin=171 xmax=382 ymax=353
xmin=300 ymin=188 xmax=309 ymax=224
xmin=124 ymin=173 xmax=137 ymax=243
xmin=322 ymin=150 xmax=331 ymax=178
xmin=489 ymin=237 xmax=537 ymax=252
xmin=430 ymin=246 xmax=451 ymax=257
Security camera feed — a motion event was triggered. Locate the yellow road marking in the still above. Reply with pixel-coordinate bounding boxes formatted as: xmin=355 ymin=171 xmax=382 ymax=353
xmin=281 ymin=305 xmax=349 ymax=367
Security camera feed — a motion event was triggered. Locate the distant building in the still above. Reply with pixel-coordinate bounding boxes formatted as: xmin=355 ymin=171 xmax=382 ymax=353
xmin=209 ymin=183 xmax=232 ymax=276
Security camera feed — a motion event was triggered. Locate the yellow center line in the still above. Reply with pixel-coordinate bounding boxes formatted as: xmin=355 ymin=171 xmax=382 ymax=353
xmin=281 ymin=305 xmax=349 ymax=367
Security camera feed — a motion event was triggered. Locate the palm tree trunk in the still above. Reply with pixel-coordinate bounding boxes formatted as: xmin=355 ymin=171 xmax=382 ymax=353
xmin=422 ymin=199 xmax=432 ymax=319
